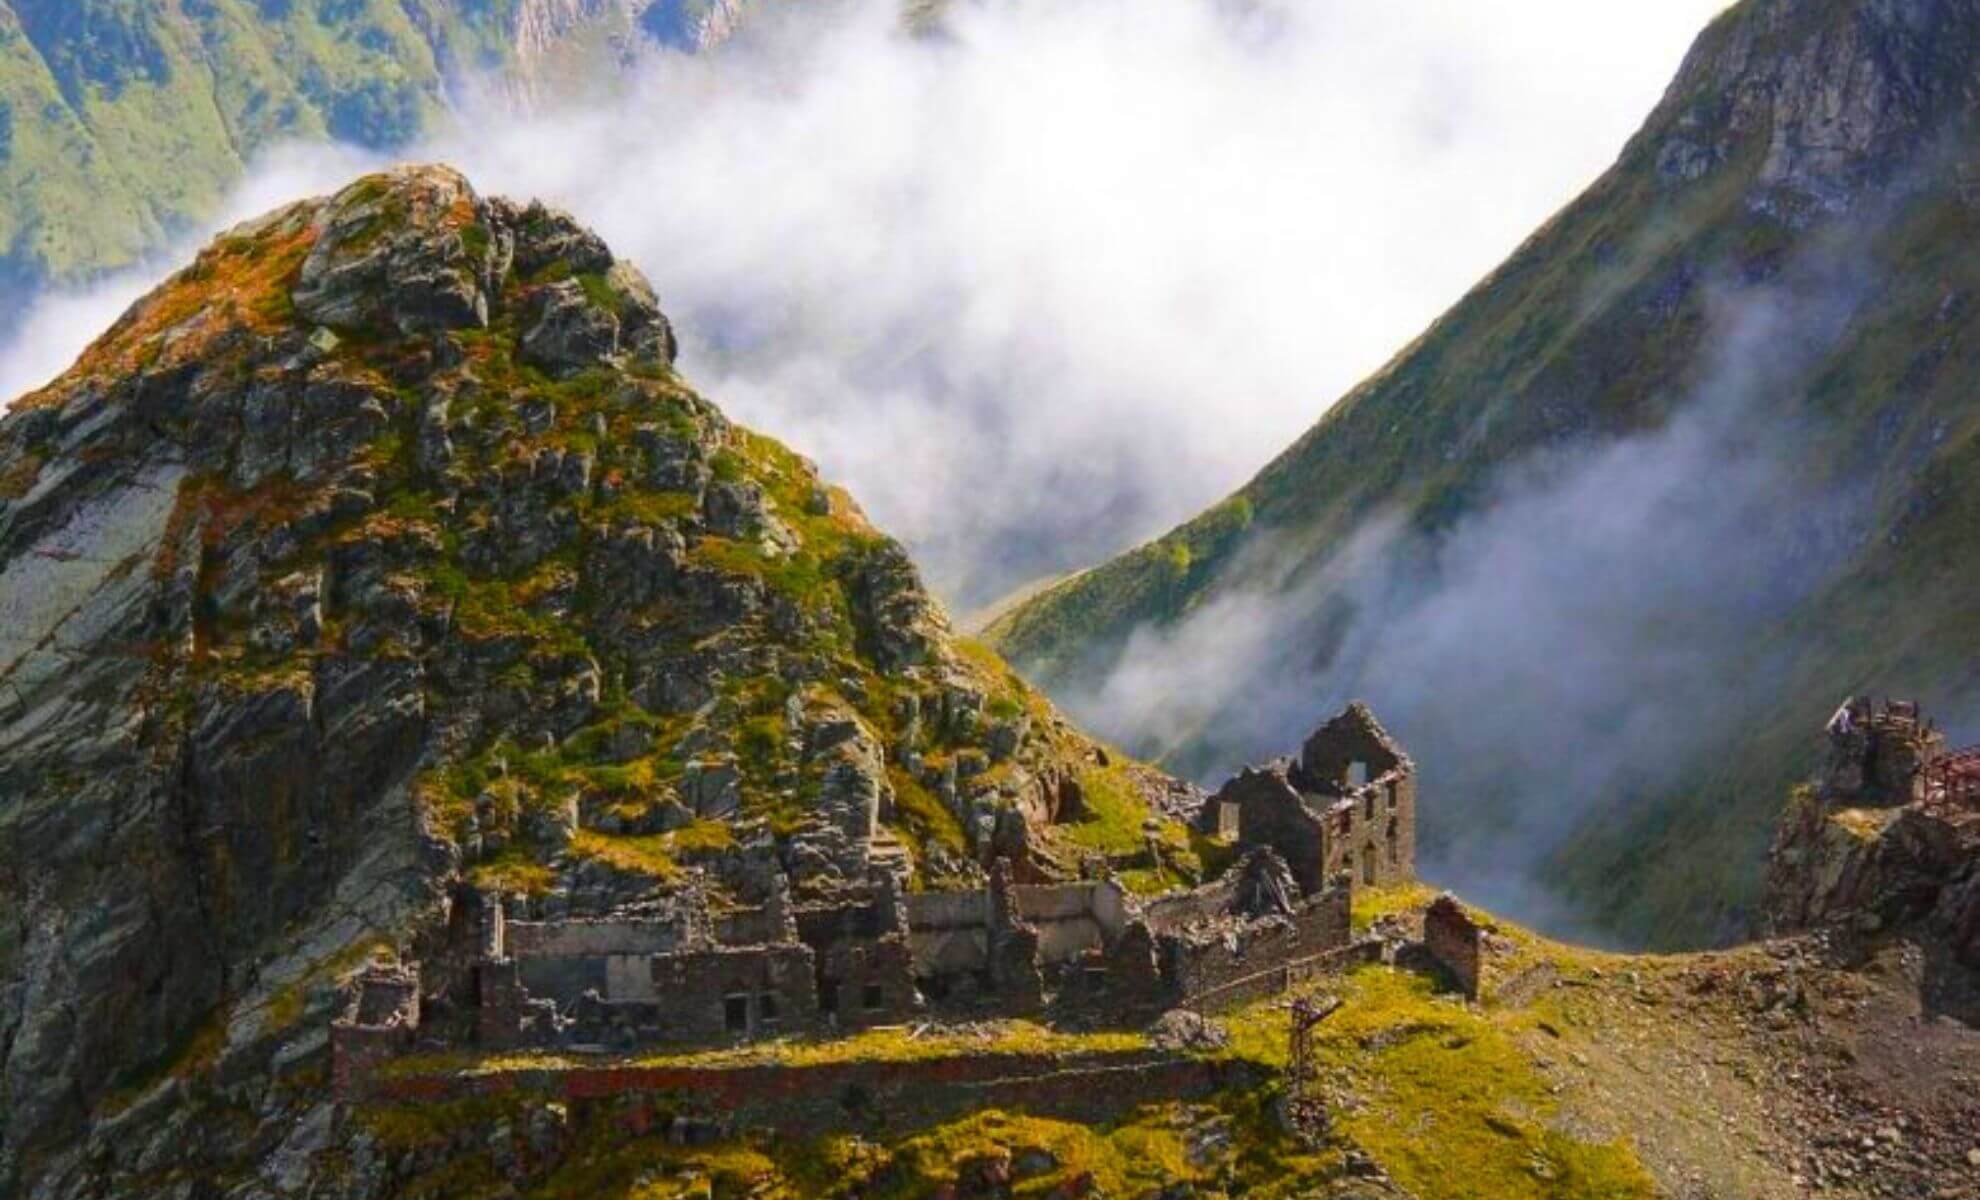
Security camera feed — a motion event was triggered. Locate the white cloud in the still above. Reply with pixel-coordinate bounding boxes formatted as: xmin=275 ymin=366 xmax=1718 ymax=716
xmin=2 ymin=0 xmax=1728 ymax=607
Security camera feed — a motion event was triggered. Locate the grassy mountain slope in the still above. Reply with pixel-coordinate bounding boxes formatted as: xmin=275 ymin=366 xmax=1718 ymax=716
xmin=316 ymin=885 xmax=1980 ymax=1199
xmin=987 ymin=0 xmax=1980 ymax=947
xmin=0 ymin=0 xmax=747 ymax=305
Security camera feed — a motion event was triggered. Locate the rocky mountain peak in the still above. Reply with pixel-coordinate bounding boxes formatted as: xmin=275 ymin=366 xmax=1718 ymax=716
xmin=1637 ymin=0 xmax=1980 ymax=213
xmin=0 ymin=165 xmax=1197 ymax=1191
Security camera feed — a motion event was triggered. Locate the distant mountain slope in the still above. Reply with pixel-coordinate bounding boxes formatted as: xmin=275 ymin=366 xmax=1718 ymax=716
xmin=987 ymin=0 xmax=1980 ymax=947
xmin=0 ymin=0 xmax=747 ymax=308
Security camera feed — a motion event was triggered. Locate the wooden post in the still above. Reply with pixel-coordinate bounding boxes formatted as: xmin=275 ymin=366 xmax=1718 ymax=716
xmin=1287 ymin=993 xmax=1342 ymax=1141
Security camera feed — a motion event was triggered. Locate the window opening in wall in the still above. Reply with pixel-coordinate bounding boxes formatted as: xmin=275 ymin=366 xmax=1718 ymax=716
xmin=1363 ymin=791 xmax=1375 ymax=820
xmin=819 ymin=979 xmax=840 ymax=1013
xmin=1347 ymin=761 xmax=1369 ymax=787
xmin=1361 ymin=846 xmax=1376 ymax=886
xmin=759 ymin=992 xmax=779 ymax=1024
xmin=724 ymin=994 xmax=749 ymax=1033
xmin=1387 ymin=819 xmax=1399 ymax=865
xmin=862 ymin=983 xmax=885 ymax=1012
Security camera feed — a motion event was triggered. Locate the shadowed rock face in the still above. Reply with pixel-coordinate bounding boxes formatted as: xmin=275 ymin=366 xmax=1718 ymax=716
xmin=0 ymin=165 xmax=1149 ymax=1198
xmin=1639 ymin=0 xmax=1980 ymax=210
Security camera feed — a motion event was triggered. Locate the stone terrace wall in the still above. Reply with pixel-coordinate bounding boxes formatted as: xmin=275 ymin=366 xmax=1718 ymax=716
xmin=356 ymin=1048 xmax=1255 ymax=1137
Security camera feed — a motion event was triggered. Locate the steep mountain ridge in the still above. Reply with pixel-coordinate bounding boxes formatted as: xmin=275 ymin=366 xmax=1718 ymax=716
xmin=0 ymin=164 xmax=1196 ymax=1195
xmin=986 ymin=0 xmax=1980 ymax=947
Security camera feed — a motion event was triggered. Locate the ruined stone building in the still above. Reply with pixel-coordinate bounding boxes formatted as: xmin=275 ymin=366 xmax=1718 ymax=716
xmin=1821 ymin=696 xmax=1980 ymax=810
xmin=334 ymin=705 xmax=1413 ymax=1083
xmin=1198 ymin=703 xmax=1417 ymax=892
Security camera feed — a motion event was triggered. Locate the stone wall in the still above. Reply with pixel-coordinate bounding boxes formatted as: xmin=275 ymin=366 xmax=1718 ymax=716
xmin=354 ymin=1046 xmax=1255 ymax=1137
xmin=905 ymin=890 xmax=994 ymax=976
xmin=1211 ymin=766 xmax=1331 ymax=894
xmin=1143 ymin=874 xmax=1242 ymax=934
xmin=1012 ymin=882 xmax=1129 ymax=963
xmin=506 ymin=918 xmax=686 ymax=959
xmin=651 ymin=943 xmax=817 ymax=1041
xmin=1319 ymin=767 xmax=1415 ymax=890
xmin=1179 ymin=939 xmax=1381 ymax=1015
xmin=811 ymin=933 xmax=919 ymax=1028
xmin=1822 ymin=697 xmax=1951 ymax=808
xmin=1162 ymin=886 xmax=1352 ymax=1003
xmin=1423 ymin=895 xmax=1482 ymax=1001
xmin=712 ymin=908 xmax=784 ymax=947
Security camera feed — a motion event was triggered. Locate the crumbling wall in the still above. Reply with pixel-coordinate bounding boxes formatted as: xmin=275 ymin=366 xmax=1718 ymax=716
xmin=650 ymin=943 xmax=818 ymax=1041
xmin=332 ymin=964 xmax=422 ymax=1092
xmin=905 ymin=890 xmax=993 ymax=976
xmin=794 ymin=887 xmax=919 ymax=1028
xmin=1295 ymin=701 xmax=1406 ymax=792
xmin=1822 ymin=697 xmax=1949 ymax=807
xmin=1054 ymin=919 xmax=1172 ymax=1016
xmin=811 ymin=935 xmax=918 ymax=1027
xmin=518 ymin=954 xmax=607 ymax=1003
xmin=1317 ymin=767 xmax=1414 ymax=889
xmin=1423 ymin=894 xmax=1482 ymax=1001
xmin=712 ymin=908 xmax=785 ymax=947
xmin=506 ymin=919 xmax=686 ymax=959
xmin=1012 ymin=882 xmax=1130 ymax=963
xmin=1161 ymin=886 xmax=1351 ymax=1003
xmin=1208 ymin=766 xmax=1330 ymax=894
xmin=1143 ymin=874 xmax=1242 ymax=934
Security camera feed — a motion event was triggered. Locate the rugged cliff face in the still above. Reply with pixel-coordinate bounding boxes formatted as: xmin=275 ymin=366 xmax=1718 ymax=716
xmin=1766 ymin=787 xmax=1980 ymax=962
xmin=0 ymin=165 xmax=1188 ymax=1197
xmin=986 ymin=0 xmax=1980 ymax=946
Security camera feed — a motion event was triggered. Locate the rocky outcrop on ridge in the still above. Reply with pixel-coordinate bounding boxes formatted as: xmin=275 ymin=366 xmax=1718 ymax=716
xmin=0 ymin=165 xmax=1184 ymax=1198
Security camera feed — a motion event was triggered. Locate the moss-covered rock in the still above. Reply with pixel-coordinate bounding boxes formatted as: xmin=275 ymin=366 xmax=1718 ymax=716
xmin=0 ymin=163 xmax=1182 ymax=1196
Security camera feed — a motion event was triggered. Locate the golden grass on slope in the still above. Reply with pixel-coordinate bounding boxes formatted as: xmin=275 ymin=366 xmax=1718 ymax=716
xmin=1222 ymin=962 xmax=1657 ymax=1200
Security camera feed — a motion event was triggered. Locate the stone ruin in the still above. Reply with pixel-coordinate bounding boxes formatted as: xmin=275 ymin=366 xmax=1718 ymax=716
xmin=1768 ymin=698 xmax=1980 ymax=970
xmin=1197 ymin=703 xmax=1417 ymax=892
xmin=332 ymin=704 xmax=1418 ymax=1092
xmin=1822 ymin=696 xmax=1980 ymax=811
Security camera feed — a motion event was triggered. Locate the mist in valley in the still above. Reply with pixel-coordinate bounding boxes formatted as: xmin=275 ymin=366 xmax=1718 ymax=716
xmin=0 ymin=0 xmax=1771 ymax=939
xmin=1 ymin=0 xmax=1724 ymax=609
